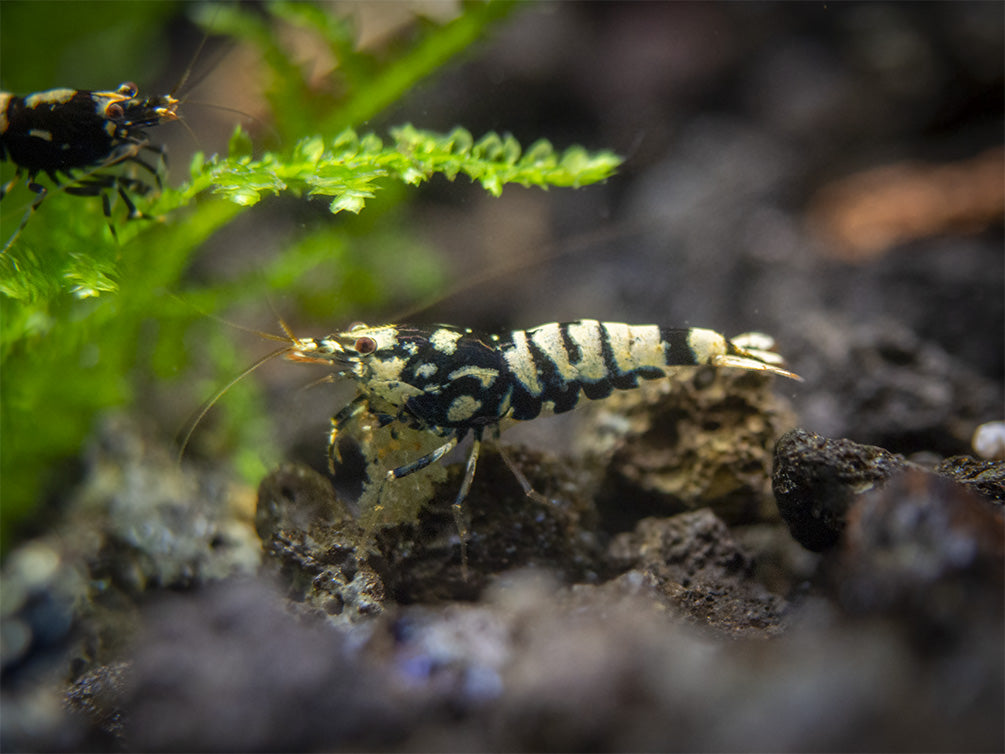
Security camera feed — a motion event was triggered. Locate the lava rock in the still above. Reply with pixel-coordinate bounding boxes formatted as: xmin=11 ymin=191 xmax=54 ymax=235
xmin=64 ymin=661 xmax=128 ymax=746
xmin=772 ymin=428 xmax=914 ymax=551
xmin=608 ymin=509 xmax=789 ymax=636
xmin=934 ymin=455 xmax=1005 ymax=503
xmin=373 ymin=443 xmax=601 ymax=602
xmin=773 ymin=428 xmax=1005 ymax=553
xmin=257 ymin=463 xmax=387 ymax=624
xmin=257 ymin=447 xmax=601 ymax=608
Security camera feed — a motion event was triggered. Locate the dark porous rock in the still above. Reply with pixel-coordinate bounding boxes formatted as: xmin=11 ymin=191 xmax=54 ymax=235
xmin=934 ymin=455 xmax=1005 ymax=503
xmin=773 ymin=428 xmax=914 ymax=551
xmin=836 ymin=470 xmax=1004 ymax=639
xmin=257 ymin=447 xmax=601 ymax=609
xmin=77 ymin=415 xmax=261 ymax=596
xmin=256 ymin=463 xmax=387 ymax=624
xmin=608 ymin=509 xmax=788 ymax=637
xmin=385 ymin=444 xmax=602 ymax=602
xmin=64 ymin=661 xmax=129 ymax=747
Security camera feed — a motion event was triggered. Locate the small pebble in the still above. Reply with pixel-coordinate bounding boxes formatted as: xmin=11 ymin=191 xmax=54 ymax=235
xmin=972 ymin=421 xmax=1005 ymax=461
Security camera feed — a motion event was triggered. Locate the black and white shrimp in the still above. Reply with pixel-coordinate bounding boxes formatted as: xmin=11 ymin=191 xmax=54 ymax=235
xmin=0 ymin=81 xmax=181 ymax=251
xmin=285 ymin=319 xmax=801 ymax=548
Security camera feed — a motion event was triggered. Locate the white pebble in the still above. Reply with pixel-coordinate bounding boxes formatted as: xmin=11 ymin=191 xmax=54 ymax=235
xmin=972 ymin=421 xmax=1005 ymax=461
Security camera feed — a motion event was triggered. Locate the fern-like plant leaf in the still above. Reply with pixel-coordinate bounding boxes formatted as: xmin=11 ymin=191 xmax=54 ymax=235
xmin=174 ymin=125 xmax=621 ymax=214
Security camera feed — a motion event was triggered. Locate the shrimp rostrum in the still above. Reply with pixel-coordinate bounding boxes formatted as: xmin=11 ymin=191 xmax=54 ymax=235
xmin=286 ymin=319 xmax=801 ymax=544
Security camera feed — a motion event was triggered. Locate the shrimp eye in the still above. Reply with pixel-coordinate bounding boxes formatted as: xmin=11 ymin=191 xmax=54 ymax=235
xmin=354 ymin=336 xmax=377 ymax=355
xmin=106 ymin=103 xmax=124 ymax=119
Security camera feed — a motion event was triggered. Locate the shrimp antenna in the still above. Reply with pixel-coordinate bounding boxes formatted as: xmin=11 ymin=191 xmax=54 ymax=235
xmin=390 ymin=218 xmax=656 ymax=323
xmin=171 ymin=10 xmax=221 ymax=97
xmin=176 ymin=116 xmax=201 ymax=150
xmin=264 ymin=290 xmax=303 ymax=345
xmin=166 ymin=291 xmax=294 ymax=343
xmin=181 ymin=100 xmax=280 ymax=144
xmin=173 ymin=285 xmax=325 ymax=462
xmin=169 ymin=10 xmax=280 ymax=149
xmin=176 ymin=343 xmax=293 ymax=463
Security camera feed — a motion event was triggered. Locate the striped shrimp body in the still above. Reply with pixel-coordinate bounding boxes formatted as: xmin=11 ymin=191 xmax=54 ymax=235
xmin=287 ymin=319 xmax=801 ymax=549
